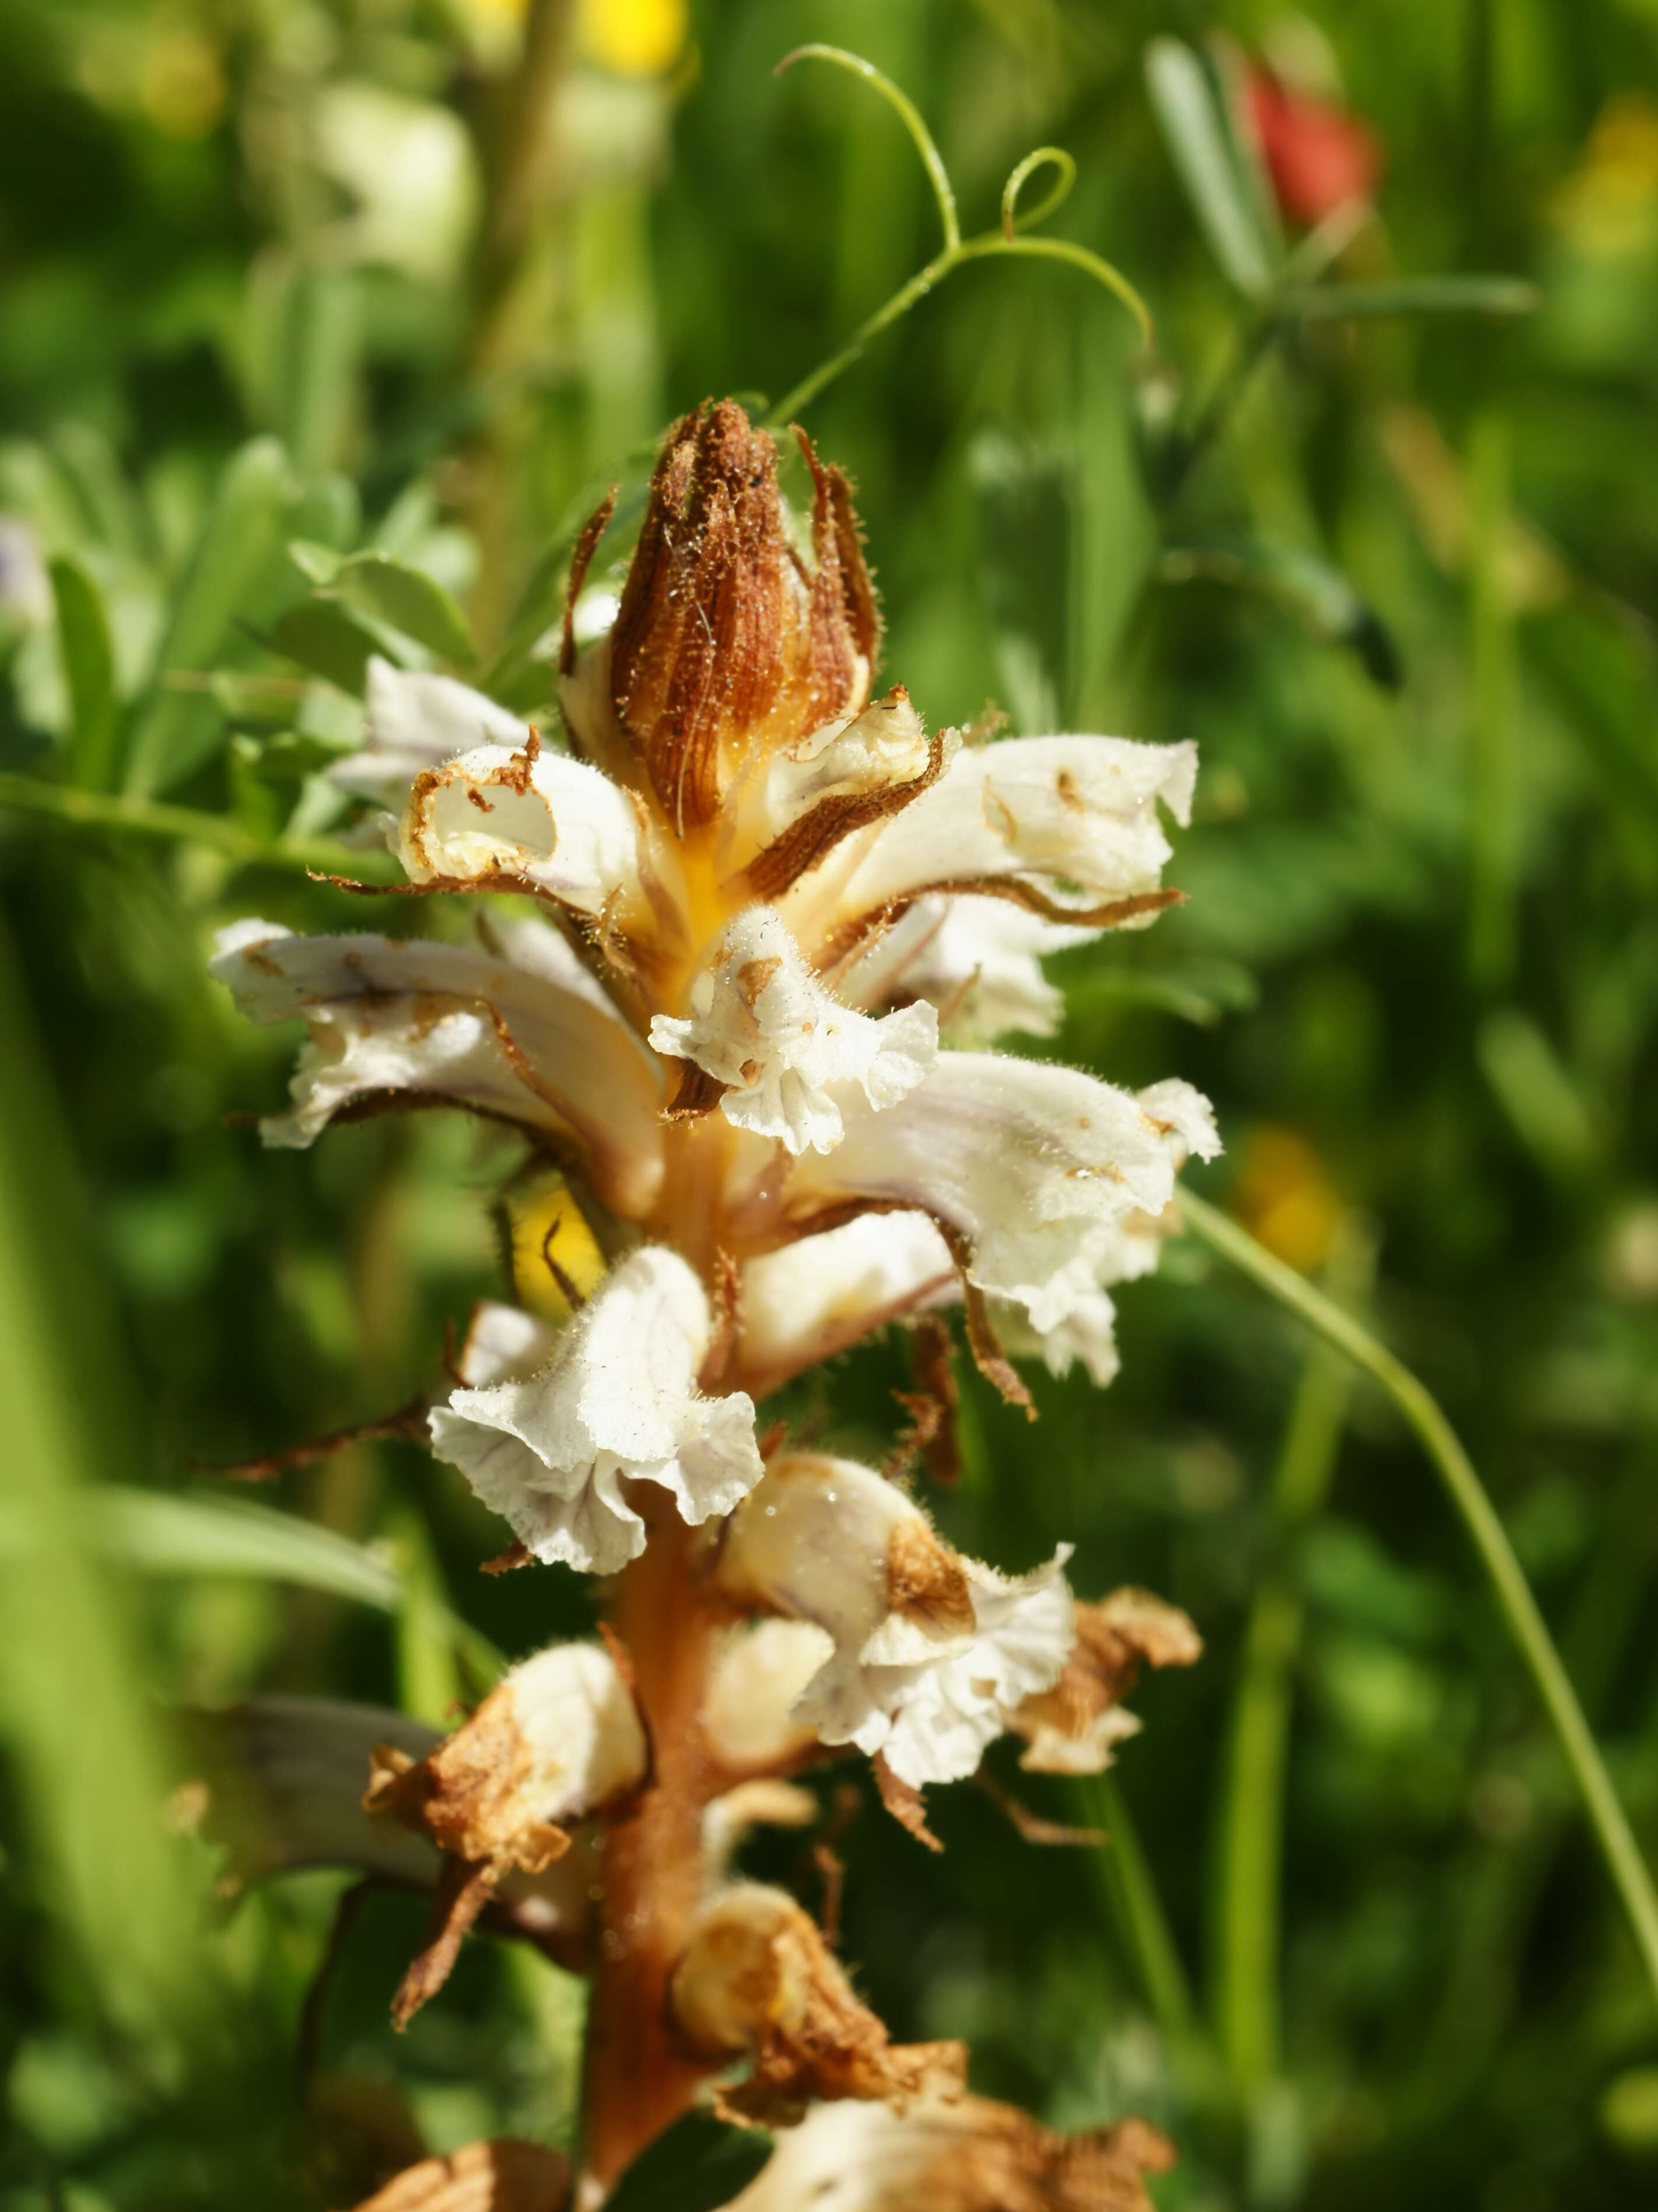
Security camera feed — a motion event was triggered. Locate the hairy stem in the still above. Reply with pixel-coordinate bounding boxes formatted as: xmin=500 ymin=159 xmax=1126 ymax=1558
xmin=1178 ymin=1185 xmax=1658 ymax=2009
xmin=581 ymin=1506 xmax=717 ymax=2189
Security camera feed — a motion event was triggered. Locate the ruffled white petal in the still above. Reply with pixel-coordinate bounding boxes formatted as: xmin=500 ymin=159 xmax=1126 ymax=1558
xmin=649 ymin=906 xmax=937 ymax=1155
xmin=855 ymin=1551 xmax=1074 ymax=1789
xmin=839 ymin=894 xmax=1096 ymax=1043
xmin=329 ymin=656 xmax=532 ymax=803
xmin=209 ymin=920 xmax=664 ymax=1217
xmin=399 ymin=739 xmax=647 ymax=919
xmin=718 ymin=1454 xmax=1072 ymax=1788
xmin=783 ymin=1056 xmax=1220 ymax=1337
xmin=811 ymin=733 xmax=1196 ymax=921
xmin=428 ymin=1247 xmax=764 ymax=1575
xmin=738 ymin=1212 xmax=957 ymax=1394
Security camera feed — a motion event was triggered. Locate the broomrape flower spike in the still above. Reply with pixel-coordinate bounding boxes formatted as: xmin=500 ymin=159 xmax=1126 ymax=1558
xmin=214 ymin=397 xmax=1215 ymax=2202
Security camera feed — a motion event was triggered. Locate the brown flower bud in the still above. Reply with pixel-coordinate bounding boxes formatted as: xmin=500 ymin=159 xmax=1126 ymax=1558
xmin=607 ymin=401 xmax=881 ymax=834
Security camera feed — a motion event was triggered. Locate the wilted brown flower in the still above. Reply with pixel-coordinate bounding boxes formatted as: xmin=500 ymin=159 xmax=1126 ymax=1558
xmin=668 ymin=1882 xmax=966 ymax=2126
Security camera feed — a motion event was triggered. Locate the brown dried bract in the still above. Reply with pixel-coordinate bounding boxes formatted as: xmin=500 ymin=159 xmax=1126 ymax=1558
xmin=872 ymin=1754 xmax=944 ymax=1853
xmin=346 ymin=2136 xmax=570 ymax=2212
xmin=884 ymin=1518 xmax=975 ymax=1641
xmin=741 ymin=724 xmax=947 ymax=904
xmin=668 ymin=1884 xmax=965 ymax=2129
xmin=1007 ymin=1588 xmax=1201 ymax=1775
xmin=893 ymin=1314 xmax=961 ymax=1487
xmin=916 ymin=2102 xmax=1175 ymax=2212
xmin=608 ymin=401 xmax=879 ymax=834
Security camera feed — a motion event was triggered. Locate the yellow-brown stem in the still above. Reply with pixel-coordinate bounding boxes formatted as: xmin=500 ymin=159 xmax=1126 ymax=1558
xmin=580 ymin=1498 xmax=718 ymax=2191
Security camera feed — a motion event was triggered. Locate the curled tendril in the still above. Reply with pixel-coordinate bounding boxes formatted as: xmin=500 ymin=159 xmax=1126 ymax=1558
xmin=765 ymin=47 xmax=1152 ymax=427
xmin=777 ymin=44 xmax=961 ymax=253
xmin=1001 ymin=147 xmax=1077 ymax=241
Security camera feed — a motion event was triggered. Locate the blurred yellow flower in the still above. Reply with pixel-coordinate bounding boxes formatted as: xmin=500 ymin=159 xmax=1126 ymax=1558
xmin=579 ymin=0 xmax=687 ymax=76
xmin=1552 ymin=93 xmax=1658 ymax=258
xmin=1231 ymin=1125 xmax=1341 ymax=1274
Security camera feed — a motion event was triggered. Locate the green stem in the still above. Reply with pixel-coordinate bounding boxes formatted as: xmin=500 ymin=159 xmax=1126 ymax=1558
xmin=0 ymin=771 xmax=396 ymax=878
xmin=765 ymin=231 xmax=1150 ymax=429
xmin=1082 ymin=1771 xmax=1200 ymax=2049
xmin=1178 ymin=1186 xmax=1658 ymax=2008
xmin=1213 ymin=1218 xmax=1376 ymax=2088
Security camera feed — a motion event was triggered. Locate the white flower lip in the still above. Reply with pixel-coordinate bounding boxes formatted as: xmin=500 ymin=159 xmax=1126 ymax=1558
xmin=825 ymin=732 xmax=1198 ymax=917
xmin=428 ymin=1247 xmax=765 ymax=1575
xmin=784 ymin=1055 xmax=1220 ymax=1338
xmin=400 ymin=736 xmax=647 ymax=919
xmin=329 ymin=656 xmax=535 ymax=803
xmin=649 ymin=905 xmax=937 ymax=1156
xmin=209 ymin=920 xmax=665 ymax=1217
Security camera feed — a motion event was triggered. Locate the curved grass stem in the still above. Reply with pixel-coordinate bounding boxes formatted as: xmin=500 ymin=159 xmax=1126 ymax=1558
xmin=1177 ymin=1185 xmax=1658 ymax=2009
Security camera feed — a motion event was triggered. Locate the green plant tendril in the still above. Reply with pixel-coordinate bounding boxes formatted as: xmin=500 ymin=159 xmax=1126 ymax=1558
xmin=1177 ymin=1184 xmax=1658 ymax=2011
xmin=776 ymin=45 xmax=960 ymax=253
xmin=1001 ymin=145 xmax=1076 ymax=239
xmin=766 ymin=50 xmax=1150 ymax=428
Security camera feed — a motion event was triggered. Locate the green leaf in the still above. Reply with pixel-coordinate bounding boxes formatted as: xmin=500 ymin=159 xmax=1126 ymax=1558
xmin=1159 ymin=539 xmax=1403 ymax=690
xmin=124 ymin=437 xmax=293 ymax=796
xmin=603 ymin=2110 xmax=775 ymax=2212
xmin=48 ymin=556 xmax=120 ymax=791
xmin=331 ymin=552 xmax=476 ymax=668
xmin=287 ymin=538 xmax=346 ymax=587
xmin=1277 ymin=278 xmax=1540 ymax=322
xmin=0 ymin=1487 xmax=405 ymax=1611
xmin=267 ymin=597 xmax=387 ymax=695
xmin=1145 ymin=38 xmax=1273 ymax=297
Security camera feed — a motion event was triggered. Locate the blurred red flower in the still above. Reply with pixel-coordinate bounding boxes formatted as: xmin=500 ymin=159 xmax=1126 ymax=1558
xmin=1247 ymin=71 xmax=1382 ymax=226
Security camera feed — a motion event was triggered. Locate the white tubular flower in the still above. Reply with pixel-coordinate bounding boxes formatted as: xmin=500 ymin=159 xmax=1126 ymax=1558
xmin=737 ymin=1212 xmax=956 ymax=1395
xmin=363 ymin=1639 xmax=647 ymax=2027
xmin=400 ymin=737 xmax=647 ymax=920
xmin=367 ymin=1641 xmax=647 ymax=1872
xmin=718 ymin=1455 xmax=1073 ymax=1789
xmin=839 ymin=895 xmax=1096 ymax=1045
xmin=649 ymin=905 xmax=937 ymax=1155
xmin=428 ymin=1247 xmax=765 ymax=1575
xmin=783 ymin=1058 xmax=1220 ymax=1338
xmin=703 ymin=1618 xmax=835 ymax=1774
xmin=818 ymin=733 xmax=1197 ymax=920
xmin=329 ymin=656 xmax=533 ymax=803
xmin=209 ymin=919 xmax=664 ymax=1218
xmin=717 ymin=2094 xmax=1175 ymax=2212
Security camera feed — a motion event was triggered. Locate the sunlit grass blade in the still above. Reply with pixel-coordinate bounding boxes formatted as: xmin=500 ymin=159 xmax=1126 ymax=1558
xmin=1177 ymin=1185 xmax=1658 ymax=2009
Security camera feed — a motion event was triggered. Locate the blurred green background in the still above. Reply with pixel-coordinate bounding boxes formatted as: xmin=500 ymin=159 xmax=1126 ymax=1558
xmin=3 ymin=0 xmax=1658 ymax=2206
